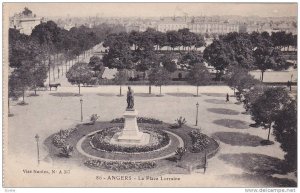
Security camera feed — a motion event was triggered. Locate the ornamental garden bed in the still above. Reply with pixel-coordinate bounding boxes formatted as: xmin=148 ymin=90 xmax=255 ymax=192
xmin=44 ymin=119 xmax=219 ymax=173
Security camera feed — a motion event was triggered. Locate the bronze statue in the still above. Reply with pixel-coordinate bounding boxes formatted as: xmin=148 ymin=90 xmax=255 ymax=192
xmin=126 ymin=86 xmax=134 ymax=110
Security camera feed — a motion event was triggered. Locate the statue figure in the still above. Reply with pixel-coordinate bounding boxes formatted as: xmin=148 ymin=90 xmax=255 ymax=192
xmin=126 ymin=86 xmax=134 ymax=110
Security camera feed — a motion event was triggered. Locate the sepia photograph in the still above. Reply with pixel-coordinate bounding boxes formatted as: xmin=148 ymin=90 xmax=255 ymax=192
xmin=2 ymin=2 xmax=298 ymax=189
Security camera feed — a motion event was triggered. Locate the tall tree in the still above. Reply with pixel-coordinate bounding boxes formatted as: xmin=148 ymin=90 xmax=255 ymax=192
xmin=113 ymin=70 xmax=128 ymax=96
xmin=128 ymin=30 xmax=141 ymax=51
xmin=148 ymin=67 xmax=171 ymax=95
xmin=253 ymin=47 xmax=290 ymax=81
xmin=250 ymin=87 xmax=292 ymax=142
xmin=166 ymin=30 xmax=182 ymax=51
xmin=180 ymin=51 xmax=204 ymax=69
xmin=194 ymin=34 xmax=206 ymax=50
xmin=155 ymin=31 xmax=167 ymax=51
xmin=225 ymin=65 xmax=259 ymax=96
xmin=187 ymin=63 xmax=211 ymax=96
xmin=8 ymin=72 xmax=23 ymax=114
xmin=178 ymin=28 xmax=196 ymax=51
xmin=31 ymin=63 xmax=48 ymax=96
xmin=102 ymin=32 xmax=133 ymax=69
xmin=273 ymin=100 xmax=297 ymax=171
xmin=222 ymin=32 xmax=255 ymax=69
xmin=88 ymin=56 xmax=105 ymax=76
xmin=11 ymin=62 xmax=34 ymax=104
xmin=162 ymin=54 xmax=177 ymax=73
xmin=66 ymin=62 xmax=93 ymax=94
xmin=203 ymin=39 xmax=235 ymax=80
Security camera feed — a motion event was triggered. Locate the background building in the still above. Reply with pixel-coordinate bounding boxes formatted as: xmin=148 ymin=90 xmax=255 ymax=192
xmin=9 ymin=7 xmax=43 ymax=35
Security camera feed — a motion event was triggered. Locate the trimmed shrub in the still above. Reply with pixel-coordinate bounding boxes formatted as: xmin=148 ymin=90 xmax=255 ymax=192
xmin=189 ymin=129 xmax=210 ymax=153
xmin=170 ymin=116 xmax=187 ymax=129
xmin=90 ymin=114 xmax=100 ymax=124
xmin=175 ymin=147 xmax=186 ymax=161
xmin=60 ymin=144 xmax=74 ymax=158
xmin=52 ymin=127 xmax=77 ymax=148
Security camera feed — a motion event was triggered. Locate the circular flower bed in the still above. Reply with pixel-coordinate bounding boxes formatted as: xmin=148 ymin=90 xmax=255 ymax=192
xmin=90 ymin=127 xmax=170 ymax=153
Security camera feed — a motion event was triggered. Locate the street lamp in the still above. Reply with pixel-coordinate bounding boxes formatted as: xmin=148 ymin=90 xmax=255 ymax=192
xmin=35 ymin=134 xmax=40 ymax=165
xmin=80 ymin=98 xmax=83 ymax=122
xmin=195 ymin=102 xmax=199 ymax=126
xmin=203 ymin=150 xmax=208 ymax=174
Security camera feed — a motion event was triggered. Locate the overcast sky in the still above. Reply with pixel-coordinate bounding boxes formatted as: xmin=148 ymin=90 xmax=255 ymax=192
xmin=4 ymin=3 xmax=297 ymax=18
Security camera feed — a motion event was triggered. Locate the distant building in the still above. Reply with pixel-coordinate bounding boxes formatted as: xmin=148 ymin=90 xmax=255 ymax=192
xmin=157 ymin=21 xmax=188 ymax=32
xmin=189 ymin=22 xmax=238 ymax=34
xmin=239 ymin=23 xmax=247 ymax=33
xmin=125 ymin=25 xmax=140 ymax=33
xmin=9 ymin=7 xmax=43 ymax=35
xmin=156 ymin=19 xmax=238 ymax=34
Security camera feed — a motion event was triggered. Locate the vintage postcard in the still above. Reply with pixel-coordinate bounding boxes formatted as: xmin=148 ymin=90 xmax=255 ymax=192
xmin=2 ymin=2 xmax=298 ymax=188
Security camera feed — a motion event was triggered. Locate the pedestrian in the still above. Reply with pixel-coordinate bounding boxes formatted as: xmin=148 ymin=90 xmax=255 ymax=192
xmin=286 ymin=80 xmax=292 ymax=91
xmin=287 ymin=80 xmax=292 ymax=92
xmin=226 ymin=93 xmax=229 ymax=102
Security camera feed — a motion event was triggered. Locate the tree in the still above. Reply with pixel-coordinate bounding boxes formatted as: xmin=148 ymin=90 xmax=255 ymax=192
xmin=8 ymin=72 xmax=23 ymax=115
xmin=66 ymin=62 xmax=93 ymax=94
xmin=180 ymin=51 xmax=204 ymax=69
xmin=203 ymin=39 xmax=235 ymax=80
xmin=148 ymin=67 xmax=171 ymax=95
xmin=166 ymin=30 xmax=182 ymax=50
xmin=128 ymin=30 xmax=141 ymax=51
xmin=222 ymin=32 xmax=255 ymax=69
xmin=102 ymin=32 xmax=134 ymax=69
xmin=113 ymin=70 xmax=128 ymax=96
xmin=187 ymin=63 xmax=211 ymax=96
xmin=88 ymin=56 xmax=105 ymax=77
xmin=243 ymin=84 xmax=267 ymax=113
xmin=225 ymin=65 xmax=259 ymax=96
xmin=155 ymin=31 xmax=167 ymax=51
xmin=250 ymin=87 xmax=292 ymax=142
xmin=251 ymin=31 xmax=273 ymax=49
xmin=11 ymin=62 xmax=33 ymax=104
xmin=194 ymin=34 xmax=206 ymax=50
xmin=161 ymin=54 xmax=177 ymax=72
xmin=253 ymin=47 xmax=290 ymax=81
xmin=273 ymin=100 xmax=297 ymax=171
xmin=138 ymin=28 xmax=156 ymax=51
xmin=178 ymin=28 xmax=196 ymax=51
xmin=31 ymin=63 xmax=48 ymax=96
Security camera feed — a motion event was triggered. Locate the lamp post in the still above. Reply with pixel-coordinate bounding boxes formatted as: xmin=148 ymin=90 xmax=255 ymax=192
xmin=80 ymin=98 xmax=83 ymax=122
xmin=195 ymin=102 xmax=199 ymax=126
xmin=203 ymin=150 xmax=208 ymax=174
xmin=35 ymin=134 xmax=40 ymax=165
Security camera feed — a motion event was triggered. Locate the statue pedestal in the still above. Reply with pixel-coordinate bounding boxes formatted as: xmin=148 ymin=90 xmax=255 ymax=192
xmin=111 ymin=109 xmax=150 ymax=145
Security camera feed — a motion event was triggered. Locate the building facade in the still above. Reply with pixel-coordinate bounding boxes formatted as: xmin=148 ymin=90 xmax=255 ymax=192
xmin=9 ymin=10 xmax=43 ymax=35
xmin=156 ymin=20 xmax=239 ymax=34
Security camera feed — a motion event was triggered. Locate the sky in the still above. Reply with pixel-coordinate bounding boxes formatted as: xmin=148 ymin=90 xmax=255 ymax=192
xmin=4 ymin=3 xmax=297 ymax=18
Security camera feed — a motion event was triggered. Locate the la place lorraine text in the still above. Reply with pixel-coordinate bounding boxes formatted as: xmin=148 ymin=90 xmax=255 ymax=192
xmin=96 ymin=176 xmax=180 ymax=181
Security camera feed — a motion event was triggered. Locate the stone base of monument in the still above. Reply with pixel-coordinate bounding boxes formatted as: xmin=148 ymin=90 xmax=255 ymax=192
xmin=110 ymin=109 xmax=150 ymax=146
